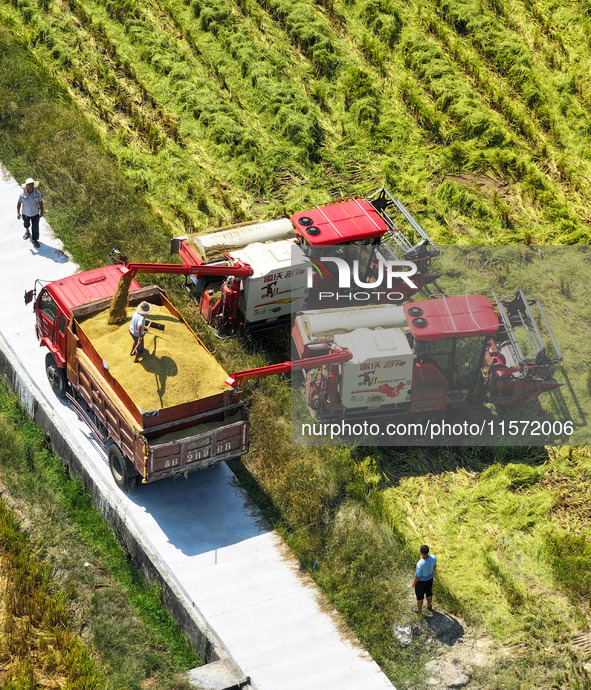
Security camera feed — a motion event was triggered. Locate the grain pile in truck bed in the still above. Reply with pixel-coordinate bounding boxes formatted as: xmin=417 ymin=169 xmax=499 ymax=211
xmin=79 ymin=305 xmax=229 ymax=411
xmin=154 ymin=409 xmax=244 ymax=444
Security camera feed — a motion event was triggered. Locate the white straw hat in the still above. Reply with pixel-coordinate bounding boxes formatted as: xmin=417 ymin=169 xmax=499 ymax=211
xmin=136 ymin=301 xmax=153 ymax=315
xmin=22 ymin=178 xmax=39 ymax=188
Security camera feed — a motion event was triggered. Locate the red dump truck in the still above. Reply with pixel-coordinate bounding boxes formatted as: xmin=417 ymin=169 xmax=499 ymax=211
xmin=26 ymin=265 xmax=248 ymax=490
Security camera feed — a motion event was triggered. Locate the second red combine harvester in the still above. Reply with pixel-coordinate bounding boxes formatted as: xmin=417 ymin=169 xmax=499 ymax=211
xmin=226 ymin=290 xmax=563 ymax=419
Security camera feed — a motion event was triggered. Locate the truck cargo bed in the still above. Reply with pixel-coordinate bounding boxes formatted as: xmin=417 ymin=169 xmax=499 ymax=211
xmin=66 ymin=287 xmax=248 ymax=483
xmin=146 ymin=412 xmax=248 ymax=481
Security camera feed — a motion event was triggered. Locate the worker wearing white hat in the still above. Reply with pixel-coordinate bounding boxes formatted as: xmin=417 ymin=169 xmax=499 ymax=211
xmin=17 ymin=178 xmax=44 ymax=249
xmin=129 ymin=301 xmax=153 ymax=362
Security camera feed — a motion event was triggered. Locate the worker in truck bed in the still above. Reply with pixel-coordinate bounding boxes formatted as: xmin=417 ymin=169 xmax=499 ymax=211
xmin=129 ymin=301 xmax=153 ymax=363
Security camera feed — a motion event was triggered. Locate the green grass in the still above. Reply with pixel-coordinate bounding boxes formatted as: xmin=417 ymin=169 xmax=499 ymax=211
xmin=2 ymin=5 xmax=591 ymax=689
xmin=0 ymin=381 xmax=201 ymax=689
xmin=3 ymin=0 xmax=591 ymax=241
xmin=0 ymin=499 xmax=104 ymax=689
xmin=379 ymin=446 xmax=591 ymax=687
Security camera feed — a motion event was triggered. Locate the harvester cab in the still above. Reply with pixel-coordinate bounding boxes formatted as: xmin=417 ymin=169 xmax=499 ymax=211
xmin=170 ymin=188 xmax=441 ymax=333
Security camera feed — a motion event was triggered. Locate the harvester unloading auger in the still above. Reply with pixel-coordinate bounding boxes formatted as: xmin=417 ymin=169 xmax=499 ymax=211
xmin=225 ymin=290 xmax=563 ymax=420
xmin=106 ymin=253 xmax=255 ymax=325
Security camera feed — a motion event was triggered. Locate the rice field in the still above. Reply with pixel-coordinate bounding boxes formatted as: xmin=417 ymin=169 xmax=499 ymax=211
xmin=2 ymin=0 xmax=591 ymax=245
xmin=2 ymin=0 xmax=591 ymax=687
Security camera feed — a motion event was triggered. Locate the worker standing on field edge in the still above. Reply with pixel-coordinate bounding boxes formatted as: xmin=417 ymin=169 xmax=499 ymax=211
xmin=412 ymin=544 xmax=437 ymax=613
xmin=17 ymin=177 xmax=44 ymax=249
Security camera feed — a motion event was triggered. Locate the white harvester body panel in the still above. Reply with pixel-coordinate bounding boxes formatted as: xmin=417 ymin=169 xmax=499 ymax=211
xmin=295 ymin=305 xmax=407 ymax=348
xmin=334 ymin=328 xmax=413 ymax=408
xmin=229 ymin=240 xmax=307 ymax=323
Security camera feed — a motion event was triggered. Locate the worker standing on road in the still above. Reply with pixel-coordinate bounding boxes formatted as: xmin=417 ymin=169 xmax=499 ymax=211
xmin=129 ymin=301 xmax=153 ymax=363
xmin=411 ymin=544 xmax=437 ymax=613
xmin=17 ymin=178 xmax=44 ymax=249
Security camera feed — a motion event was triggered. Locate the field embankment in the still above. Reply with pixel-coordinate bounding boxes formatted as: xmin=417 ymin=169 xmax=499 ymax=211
xmin=0 ymin=379 xmax=201 ymax=688
xmin=2 ymin=1 xmax=591 ymax=686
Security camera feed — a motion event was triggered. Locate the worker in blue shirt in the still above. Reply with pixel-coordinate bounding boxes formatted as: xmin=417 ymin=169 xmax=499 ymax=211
xmin=411 ymin=544 xmax=437 ymax=613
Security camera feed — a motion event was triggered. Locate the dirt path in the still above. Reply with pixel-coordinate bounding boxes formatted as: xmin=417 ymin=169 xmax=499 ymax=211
xmin=395 ymin=609 xmax=508 ymax=689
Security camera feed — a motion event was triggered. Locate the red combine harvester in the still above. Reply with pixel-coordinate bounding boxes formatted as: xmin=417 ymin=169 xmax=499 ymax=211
xmin=169 ymin=188 xmax=440 ymax=333
xmin=226 ymin=291 xmax=563 ymax=419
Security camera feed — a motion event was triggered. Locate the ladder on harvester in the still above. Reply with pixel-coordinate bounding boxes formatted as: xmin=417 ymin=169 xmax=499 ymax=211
xmin=425 ymin=287 xmax=563 ymax=373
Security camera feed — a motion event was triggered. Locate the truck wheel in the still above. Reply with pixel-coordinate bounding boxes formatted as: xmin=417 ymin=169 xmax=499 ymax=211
xmin=45 ymin=353 xmax=67 ymax=399
xmin=108 ymin=444 xmax=138 ymax=491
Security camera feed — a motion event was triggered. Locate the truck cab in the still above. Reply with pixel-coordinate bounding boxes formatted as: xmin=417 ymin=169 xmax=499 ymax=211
xmin=32 ymin=265 xmax=139 ymax=393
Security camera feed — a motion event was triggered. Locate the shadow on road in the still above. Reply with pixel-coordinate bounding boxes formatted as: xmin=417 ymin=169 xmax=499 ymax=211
xmin=29 ymin=241 xmax=69 ymax=263
xmin=127 ymin=463 xmax=268 ymax=557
